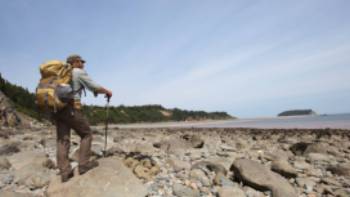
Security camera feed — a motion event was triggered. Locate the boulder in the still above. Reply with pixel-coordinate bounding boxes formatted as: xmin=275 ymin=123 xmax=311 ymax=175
xmin=263 ymin=150 xmax=292 ymax=161
xmin=213 ymin=172 xmax=235 ymax=187
xmin=0 ymin=191 xmax=34 ymax=197
xmin=192 ymin=161 xmax=227 ymax=175
xmin=306 ymin=153 xmax=332 ymax=164
xmin=167 ymin=158 xmax=191 ymax=172
xmin=293 ymin=160 xmax=312 ymax=171
xmin=304 ymin=143 xmax=329 ymax=155
xmin=47 ymin=157 xmax=148 ymax=197
xmin=243 ymin=186 xmax=266 ymax=197
xmin=0 ymin=173 xmax=14 ymax=188
xmin=47 ymin=157 xmax=147 ymax=197
xmin=333 ymin=188 xmax=350 ymax=197
xmin=132 ymin=142 xmax=159 ymax=155
xmin=327 ymin=163 xmax=350 ymax=177
xmin=190 ymin=168 xmax=211 ymax=187
xmin=296 ymin=178 xmax=316 ymax=194
xmin=0 ymin=107 xmax=22 ymax=127
xmin=0 ymin=156 xmax=11 ymax=170
xmin=8 ymin=151 xmax=54 ymax=189
xmin=220 ymin=144 xmax=236 ymax=152
xmin=14 ymin=164 xmax=53 ymax=190
xmin=217 ymin=186 xmax=246 ymax=197
xmin=153 ymin=138 xmax=189 ymax=154
xmin=0 ymin=142 xmax=20 ymax=156
xmin=230 ymin=159 xmax=297 ymax=197
xmin=271 ymin=159 xmax=297 ymax=178
xmin=7 ymin=151 xmax=49 ymax=170
xmin=154 ymin=135 xmax=204 ymax=155
xmin=103 ymin=146 xmax=126 ymax=157
xmin=289 ymin=142 xmax=310 ymax=156
xmin=182 ymin=134 xmax=204 ymax=149
xmin=172 ymin=183 xmax=200 ymax=197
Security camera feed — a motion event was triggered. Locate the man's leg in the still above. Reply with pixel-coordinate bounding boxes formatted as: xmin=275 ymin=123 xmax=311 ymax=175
xmin=56 ymin=118 xmax=73 ymax=181
xmin=69 ymin=109 xmax=98 ymax=174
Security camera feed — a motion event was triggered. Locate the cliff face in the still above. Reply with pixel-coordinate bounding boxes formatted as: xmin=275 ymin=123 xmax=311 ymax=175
xmin=278 ymin=109 xmax=317 ymax=117
xmin=0 ymin=90 xmax=33 ymax=128
xmin=0 ymin=90 xmax=21 ymax=127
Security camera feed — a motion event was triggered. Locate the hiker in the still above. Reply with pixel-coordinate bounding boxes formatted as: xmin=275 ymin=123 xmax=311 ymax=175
xmin=53 ymin=54 xmax=112 ymax=182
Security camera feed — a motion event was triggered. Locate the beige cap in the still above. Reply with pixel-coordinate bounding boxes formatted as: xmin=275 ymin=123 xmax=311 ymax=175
xmin=66 ymin=54 xmax=86 ymax=64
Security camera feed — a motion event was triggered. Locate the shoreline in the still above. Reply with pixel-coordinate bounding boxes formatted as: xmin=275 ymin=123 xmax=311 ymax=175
xmin=95 ymin=113 xmax=350 ymax=130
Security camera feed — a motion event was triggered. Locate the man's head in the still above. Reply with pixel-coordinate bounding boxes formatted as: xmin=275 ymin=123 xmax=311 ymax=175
xmin=66 ymin=54 xmax=86 ymax=68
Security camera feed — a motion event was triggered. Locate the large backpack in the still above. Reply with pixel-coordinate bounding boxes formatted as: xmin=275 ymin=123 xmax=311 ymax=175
xmin=36 ymin=60 xmax=74 ymax=112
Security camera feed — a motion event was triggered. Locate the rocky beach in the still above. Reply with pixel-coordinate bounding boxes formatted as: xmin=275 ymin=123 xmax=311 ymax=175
xmin=0 ymin=124 xmax=349 ymax=197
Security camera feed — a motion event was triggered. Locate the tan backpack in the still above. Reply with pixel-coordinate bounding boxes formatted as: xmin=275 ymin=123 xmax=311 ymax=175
xmin=36 ymin=60 xmax=73 ymax=112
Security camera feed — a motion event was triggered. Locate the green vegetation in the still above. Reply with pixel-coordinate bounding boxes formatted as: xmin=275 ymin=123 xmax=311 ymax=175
xmin=278 ymin=109 xmax=316 ymax=117
xmin=82 ymin=105 xmax=232 ymax=125
xmin=0 ymin=73 xmax=41 ymax=119
xmin=0 ymin=73 xmax=233 ymax=124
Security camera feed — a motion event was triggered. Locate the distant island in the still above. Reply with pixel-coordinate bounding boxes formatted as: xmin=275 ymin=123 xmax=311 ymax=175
xmin=278 ymin=109 xmax=317 ymax=117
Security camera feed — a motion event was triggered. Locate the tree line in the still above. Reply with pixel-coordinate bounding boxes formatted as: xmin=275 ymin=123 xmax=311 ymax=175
xmin=0 ymin=73 xmax=232 ymax=124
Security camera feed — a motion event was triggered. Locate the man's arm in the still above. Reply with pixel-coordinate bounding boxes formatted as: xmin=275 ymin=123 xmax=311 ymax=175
xmin=77 ymin=69 xmax=113 ymax=98
xmin=94 ymin=87 xmax=113 ymax=98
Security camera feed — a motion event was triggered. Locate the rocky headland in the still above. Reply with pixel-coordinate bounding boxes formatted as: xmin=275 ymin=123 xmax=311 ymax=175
xmin=0 ymin=125 xmax=349 ymax=197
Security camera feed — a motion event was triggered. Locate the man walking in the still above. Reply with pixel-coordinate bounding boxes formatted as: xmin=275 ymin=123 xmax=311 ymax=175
xmin=53 ymin=54 xmax=112 ymax=182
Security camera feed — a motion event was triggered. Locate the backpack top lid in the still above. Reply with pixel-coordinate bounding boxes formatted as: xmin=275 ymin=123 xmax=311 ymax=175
xmin=39 ymin=60 xmax=72 ymax=84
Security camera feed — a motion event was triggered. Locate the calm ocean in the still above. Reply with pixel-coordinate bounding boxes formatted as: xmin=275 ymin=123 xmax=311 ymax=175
xmin=116 ymin=113 xmax=350 ymax=129
xmin=196 ymin=113 xmax=350 ymax=129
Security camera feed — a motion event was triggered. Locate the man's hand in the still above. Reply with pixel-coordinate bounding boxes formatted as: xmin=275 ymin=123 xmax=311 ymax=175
xmin=105 ymin=90 xmax=112 ymax=99
xmin=96 ymin=87 xmax=113 ymax=99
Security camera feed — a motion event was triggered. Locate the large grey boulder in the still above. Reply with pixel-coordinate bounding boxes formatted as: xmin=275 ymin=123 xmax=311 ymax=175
xmin=0 ymin=142 xmax=20 ymax=156
xmin=7 ymin=151 xmax=50 ymax=170
xmin=8 ymin=151 xmax=54 ymax=189
xmin=217 ymin=186 xmax=246 ymax=197
xmin=230 ymin=159 xmax=297 ymax=197
xmin=46 ymin=157 xmax=148 ymax=197
xmin=307 ymin=153 xmax=333 ymax=164
xmin=14 ymin=164 xmax=53 ymax=190
xmin=327 ymin=163 xmax=350 ymax=177
xmin=271 ymin=159 xmax=297 ymax=178
xmin=304 ymin=143 xmax=329 ymax=155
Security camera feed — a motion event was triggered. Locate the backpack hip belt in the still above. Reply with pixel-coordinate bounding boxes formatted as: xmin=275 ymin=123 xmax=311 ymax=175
xmin=73 ymin=100 xmax=82 ymax=110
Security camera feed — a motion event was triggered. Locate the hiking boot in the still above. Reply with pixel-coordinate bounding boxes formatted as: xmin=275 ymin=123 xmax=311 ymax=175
xmin=61 ymin=170 xmax=74 ymax=183
xmin=79 ymin=160 xmax=99 ymax=175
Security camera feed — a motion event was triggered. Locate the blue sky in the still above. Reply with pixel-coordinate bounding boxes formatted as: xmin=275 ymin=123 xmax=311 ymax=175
xmin=0 ymin=0 xmax=349 ymax=117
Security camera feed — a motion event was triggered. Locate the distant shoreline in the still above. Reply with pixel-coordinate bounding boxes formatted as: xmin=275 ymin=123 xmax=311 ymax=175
xmin=100 ymin=113 xmax=350 ymax=130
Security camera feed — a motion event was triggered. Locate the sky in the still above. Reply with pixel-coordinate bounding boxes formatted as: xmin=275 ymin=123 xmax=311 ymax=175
xmin=0 ymin=0 xmax=349 ymax=118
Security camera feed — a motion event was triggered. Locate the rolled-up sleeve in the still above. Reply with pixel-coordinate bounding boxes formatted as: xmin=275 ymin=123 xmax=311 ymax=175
xmin=77 ymin=69 xmax=102 ymax=92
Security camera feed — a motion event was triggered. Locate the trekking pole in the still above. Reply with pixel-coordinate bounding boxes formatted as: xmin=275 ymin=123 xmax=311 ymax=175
xmin=103 ymin=96 xmax=111 ymax=157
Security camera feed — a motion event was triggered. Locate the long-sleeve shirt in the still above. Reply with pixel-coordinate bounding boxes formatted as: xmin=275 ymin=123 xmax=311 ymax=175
xmin=71 ymin=68 xmax=102 ymax=100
